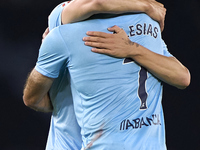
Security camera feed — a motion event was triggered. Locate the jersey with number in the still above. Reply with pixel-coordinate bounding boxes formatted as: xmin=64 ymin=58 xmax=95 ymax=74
xmin=36 ymin=13 xmax=172 ymax=150
xmin=45 ymin=1 xmax=82 ymax=150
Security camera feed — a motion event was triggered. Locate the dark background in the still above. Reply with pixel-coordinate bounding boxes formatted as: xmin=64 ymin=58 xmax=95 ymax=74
xmin=0 ymin=0 xmax=199 ymax=149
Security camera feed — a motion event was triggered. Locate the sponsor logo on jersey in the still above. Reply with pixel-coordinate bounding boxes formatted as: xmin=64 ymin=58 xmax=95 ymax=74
xmin=120 ymin=114 xmax=161 ymax=130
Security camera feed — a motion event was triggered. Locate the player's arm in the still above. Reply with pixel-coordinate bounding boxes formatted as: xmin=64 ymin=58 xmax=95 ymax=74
xmin=23 ymin=68 xmax=54 ymax=112
xmin=83 ymin=26 xmax=191 ymax=89
xmin=62 ymin=0 xmax=166 ymax=31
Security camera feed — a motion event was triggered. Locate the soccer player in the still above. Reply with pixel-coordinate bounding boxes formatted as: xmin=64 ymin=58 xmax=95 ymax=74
xmin=23 ymin=1 xmax=190 ymax=150
xmin=37 ymin=0 xmax=168 ymax=149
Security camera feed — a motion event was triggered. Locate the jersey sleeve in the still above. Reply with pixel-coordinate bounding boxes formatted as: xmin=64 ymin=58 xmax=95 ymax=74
xmin=48 ymin=2 xmax=69 ymax=31
xmin=162 ymin=40 xmax=173 ymax=57
xmin=35 ymin=27 xmax=69 ymax=78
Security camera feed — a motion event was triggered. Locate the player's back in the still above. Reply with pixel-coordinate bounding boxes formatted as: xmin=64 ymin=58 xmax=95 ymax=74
xmin=46 ymin=13 xmax=167 ymax=150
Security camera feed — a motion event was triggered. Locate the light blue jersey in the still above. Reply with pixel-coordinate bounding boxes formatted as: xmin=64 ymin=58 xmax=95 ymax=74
xmin=36 ymin=13 xmax=172 ymax=150
xmin=45 ymin=2 xmax=82 ymax=150
xmin=46 ymin=69 xmax=82 ymax=150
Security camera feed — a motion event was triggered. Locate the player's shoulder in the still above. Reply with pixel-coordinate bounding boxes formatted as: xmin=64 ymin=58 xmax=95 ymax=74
xmin=42 ymin=26 xmax=66 ymax=49
xmin=123 ymin=13 xmax=156 ymax=22
xmin=131 ymin=13 xmax=155 ymax=22
xmin=49 ymin=26 xmax=61 ymax=35
xmin=57 ymin=23 xmax=81 ymax=35
xmin=45 ymin=26 xmax=63 ymax=41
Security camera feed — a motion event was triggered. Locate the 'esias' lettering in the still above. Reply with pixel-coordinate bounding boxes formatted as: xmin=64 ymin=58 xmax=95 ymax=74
xmin=120 ymin=114 xmax=161 ymax=130
xmin=128 ymin=23 xmax=158 ymax=39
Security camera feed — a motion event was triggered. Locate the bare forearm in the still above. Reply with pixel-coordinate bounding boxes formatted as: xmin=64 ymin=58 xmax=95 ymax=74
xmin=62 ymin=0 xmax=164 ymax=28
xmin=23 ymin=69 xmax=54 ymax=112
xmin=63 ymin=0 xmax=147 ymax=24
xmin=95 ymin=0 xmax=166 ymax=31
xmin=28 ymin=94 xmax=53 ymax=112
xmin=129 ymin=45 xmax=191 ymax=89
xmin=94 ymin=0 xmax=148 ymax=14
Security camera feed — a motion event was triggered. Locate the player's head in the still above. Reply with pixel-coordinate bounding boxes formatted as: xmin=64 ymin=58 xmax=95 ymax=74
xmin=48 ymin=1 xmax=71 ymax=31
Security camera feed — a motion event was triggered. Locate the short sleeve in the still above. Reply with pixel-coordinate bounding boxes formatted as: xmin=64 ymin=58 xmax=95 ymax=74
xmin=35 ymin=27 xmax=69 ymax=78
xmin=162 ymin=40 xmax=173 ymax=57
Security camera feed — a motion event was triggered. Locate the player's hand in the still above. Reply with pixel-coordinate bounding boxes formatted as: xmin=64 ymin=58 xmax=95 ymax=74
xmin=83 ymin=25 xmax=139 ymax=58
xmin=145 ymin=0 xmax=166 ymax=32
xmin=42 ymin=27 xmax=49 ymax=43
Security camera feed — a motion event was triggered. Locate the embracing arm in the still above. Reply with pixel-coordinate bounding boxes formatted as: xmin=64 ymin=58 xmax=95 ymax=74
xmin=23 ymin=68 xmax=54 ymax=112
xmin=83 ymin=26 xmax=190 ymax=89
xmin=43 ymin=0 xmax=165 ymax=41
xmin=62 ymin=0 xmax=166 ymax=31
xmin=129 ymin=46 xmax=191 ymax=89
